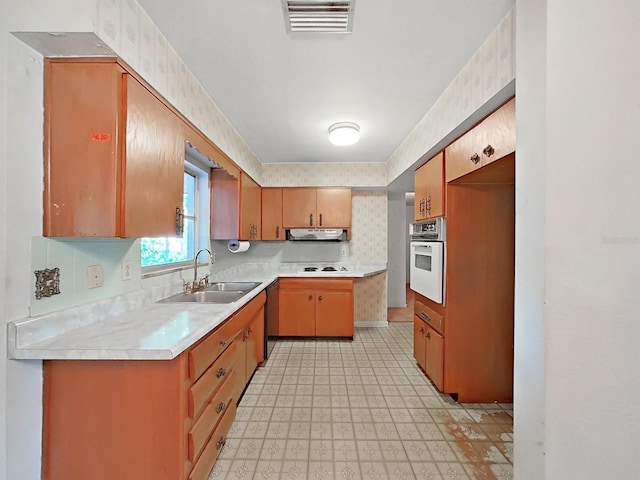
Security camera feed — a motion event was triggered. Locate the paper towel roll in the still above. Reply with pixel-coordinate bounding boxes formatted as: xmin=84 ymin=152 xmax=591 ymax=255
xmin=227 ymin=240 xmax=250 ymax=253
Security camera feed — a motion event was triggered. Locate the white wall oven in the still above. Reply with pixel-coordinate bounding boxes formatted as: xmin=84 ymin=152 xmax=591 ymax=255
xmin=409 ymin=218 xmax=445 ymax=304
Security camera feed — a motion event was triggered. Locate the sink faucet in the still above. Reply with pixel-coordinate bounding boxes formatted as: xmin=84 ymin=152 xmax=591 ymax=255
xmin=186 ymin=248 xmax=213 ymax=293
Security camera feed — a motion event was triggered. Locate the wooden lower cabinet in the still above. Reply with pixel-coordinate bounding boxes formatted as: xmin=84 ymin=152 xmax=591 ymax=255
xmin=413 ymin=302 xmax=444 ymax=392
xmin=278 ymin=278 xmax=354 ymax=338
xmin=42 ymin=292 xmax=265 ymax=480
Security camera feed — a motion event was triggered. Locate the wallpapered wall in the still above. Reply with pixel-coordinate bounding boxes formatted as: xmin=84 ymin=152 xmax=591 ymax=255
xmin=262 ymin=162 xmax=387 ymax=188
xmin=350 ymin=192 xmax=387 ymax=322
xmin=386 ymin=9 xmax=515 ymax=183
xmin=95 ymin=0 xmax=263 ymax=181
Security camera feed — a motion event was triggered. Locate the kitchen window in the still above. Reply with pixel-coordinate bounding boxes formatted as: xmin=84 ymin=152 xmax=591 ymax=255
xmin=141 ymin=162 xmax=209 ymax=270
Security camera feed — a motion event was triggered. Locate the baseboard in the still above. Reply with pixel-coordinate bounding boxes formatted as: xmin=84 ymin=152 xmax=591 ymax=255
xmin=355 ymin=321 xmax=389 ymax=328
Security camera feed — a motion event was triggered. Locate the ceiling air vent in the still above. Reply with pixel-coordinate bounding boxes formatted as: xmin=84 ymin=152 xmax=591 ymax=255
xmin=282 ymin=0 xmax=356 ymax=34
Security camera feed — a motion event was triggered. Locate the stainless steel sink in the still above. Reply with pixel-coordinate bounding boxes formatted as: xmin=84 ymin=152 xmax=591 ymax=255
xmin=158 ymin=282 xmax=260 ymax=304
xmin=205 ymin=282 xmax=261 ymax=292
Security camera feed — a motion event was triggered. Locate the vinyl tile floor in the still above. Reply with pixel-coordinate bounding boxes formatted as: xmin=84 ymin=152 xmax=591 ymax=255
xmin=208 ymin=323 xmax=513 ymax=480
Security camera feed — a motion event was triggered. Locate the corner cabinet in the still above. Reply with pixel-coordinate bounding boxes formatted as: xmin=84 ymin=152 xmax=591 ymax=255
xmin=42 ymin=292 xmax=265 ymax=480
xmin=282 ymin=188 xmax=351 ymax=229
xmin=44 ymin=59 xmax=184 ymax=238
xmin=414 ymin=152 xmax=445 ymax=221
xmin=278 ymin=278 xmax=354 ymax=338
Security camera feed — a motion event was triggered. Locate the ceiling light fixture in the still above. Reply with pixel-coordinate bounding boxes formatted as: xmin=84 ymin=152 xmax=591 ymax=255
xmin=328 ymin=122 xmax=360 ymax=146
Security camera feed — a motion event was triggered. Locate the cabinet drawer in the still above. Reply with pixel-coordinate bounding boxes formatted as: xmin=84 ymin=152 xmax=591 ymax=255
xmin=414 ymin=299 xmax=444 ymax=335
xmin=280 ymin=278 xmax=353 ymax=291
xmin=188 ymin=370 xmax=236 ymax=463
xmin=188 ymin=400 xmax=236 ymax=480
xmin=189 ymin=319 xmax=242 ymax=382
xmin=189 ymin=342 xmax=236 ymax=418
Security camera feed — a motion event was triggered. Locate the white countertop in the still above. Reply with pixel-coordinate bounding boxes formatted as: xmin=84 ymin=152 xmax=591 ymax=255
xmin=8 ymin=262 xmax=386 ymax=361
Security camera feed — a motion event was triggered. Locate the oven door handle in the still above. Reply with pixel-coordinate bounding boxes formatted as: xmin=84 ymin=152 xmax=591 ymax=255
xmin=416 ymin=311 xmax=431 ymax=323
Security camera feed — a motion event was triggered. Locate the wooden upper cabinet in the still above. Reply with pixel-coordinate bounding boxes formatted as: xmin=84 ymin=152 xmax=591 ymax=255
xmin=123 ymin=75 xmax=184 ymax=238
xmin=282 ymin=188 xmax=316 ymax=228
xmin=446 ymin=97 xmax=515 ymax=183
xmin=282 ymin=187 xmax=351 ymax=229
xmin=43 ymin=59 xmax=183 ymax=238
xmin=414 ymin=152 xmax=444 ymax=221
xmin=211 ymin=171 xmax=261 ymax=240
xmin=261 ymin=188 xmax=283 ymax=240
xmin=316 ymin=188 xmax=352 ymax=228
xmin=210 ymin=169 xmax=240 ymax=240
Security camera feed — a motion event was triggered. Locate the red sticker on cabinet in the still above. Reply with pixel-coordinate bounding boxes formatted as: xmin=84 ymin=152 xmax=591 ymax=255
xmin=91 ymin=133 xmax=111 ymax=141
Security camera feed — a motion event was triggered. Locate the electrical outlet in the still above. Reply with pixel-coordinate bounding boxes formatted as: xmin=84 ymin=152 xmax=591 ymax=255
xmin=87 ymin=265 xmax=103 ymax=289
xmin=121 ymin=260 xmax=132 ymax=281
xmin=341 ymin=246 xmax=348 ymax=257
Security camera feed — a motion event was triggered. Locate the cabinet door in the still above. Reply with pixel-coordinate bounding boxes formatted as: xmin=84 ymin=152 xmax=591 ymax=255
xmin=481 ymin=98 xmax=516 ymax=167
xmin=316 ymin=188 xmax=351 ymax=228
xmin=279 ymin=290 xmax=316 ymax=336
xmin=210 ymin=169 xmax=240 ymax=240
xmin=445 ymin=128 xmax=482 ymax=183
xmin=245 ymin=306 xmax=265 ymax=380
xmin=315 ymin=290 xmax=354 ymax=337
xmin=240 ymin=173 xmax=261 ymax=240
xmin=123 ymin=75 xmax=184 ymax=238
xmin=282 ymin=188 xmax=316 ymax=228
xmin=44 ymin=61 xmax=123 ymax=237
xmin=425 ymin=324 xmax=444 ymax=391
xmin=413 ymin=317 xmax=427 ymax=371
xmin=261 ymin=188 xmax=283 ymax=240
xmin=415 ymin=153 xmax=444 ymax=220
xmin=232 ymin=331 xmax=247 ymax=401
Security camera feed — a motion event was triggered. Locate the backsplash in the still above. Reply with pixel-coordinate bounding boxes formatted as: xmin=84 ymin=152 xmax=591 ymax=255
xmin=30 ymin=238 xmax=142 ymax=316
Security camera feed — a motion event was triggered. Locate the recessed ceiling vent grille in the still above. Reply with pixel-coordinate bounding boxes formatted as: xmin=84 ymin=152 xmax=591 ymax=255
xmin=283 ymin=0 xmax=356 ymax=33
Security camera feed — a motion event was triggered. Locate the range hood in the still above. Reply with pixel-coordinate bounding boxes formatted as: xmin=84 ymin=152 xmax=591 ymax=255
xmin=287 ymin=229 xmax=346 ymax=241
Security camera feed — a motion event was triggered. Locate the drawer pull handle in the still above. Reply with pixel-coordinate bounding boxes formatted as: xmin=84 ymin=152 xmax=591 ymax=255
xmin=308 ymin=295 xmax=313 ymax=301
xmin=419 ymin=326 xmax=425 ymax=334
xmin=219 ymin=339 xmax=227 ymax=347
xmin=470 ymin=153 xmax=480 ymax=164
xmin=216 ymin=402 xmax=226 ymax=414
xmin=276 ymin=226 xmax=280 ymax=239
xmin=483 ymin=144 xmax=495 ymax=157
xmin=216 ymin=367 xmax=226 ymax=379
xmin=216 ymin=436 xmax=226 ymax=451
xmin=426 ymin=331 xmax=431 ymax=340
xmin=319 ymin=214 xmax=323 ymax=226
xmin=310 ymin=213 xmax=313 ymax=226
xmin=318 ymin=295 xmax=323 ymax=301
xmin=416 ymin=311 xmax=431 ymax=323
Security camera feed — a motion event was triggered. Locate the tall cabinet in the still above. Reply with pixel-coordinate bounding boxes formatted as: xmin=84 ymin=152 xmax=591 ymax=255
xmin=412 ymin=98 xmax=516 ymax=403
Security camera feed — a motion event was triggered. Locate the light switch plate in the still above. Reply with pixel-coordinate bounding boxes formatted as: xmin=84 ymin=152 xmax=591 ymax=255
xmin=87 ymin=265 xmax=103 ymax=289
xmin=121 ymin=260 xmax=132 ymax=281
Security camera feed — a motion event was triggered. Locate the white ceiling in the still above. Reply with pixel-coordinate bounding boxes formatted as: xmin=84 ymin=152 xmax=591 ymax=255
xmin=137 ymin=0 xmax=514 ymax=165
